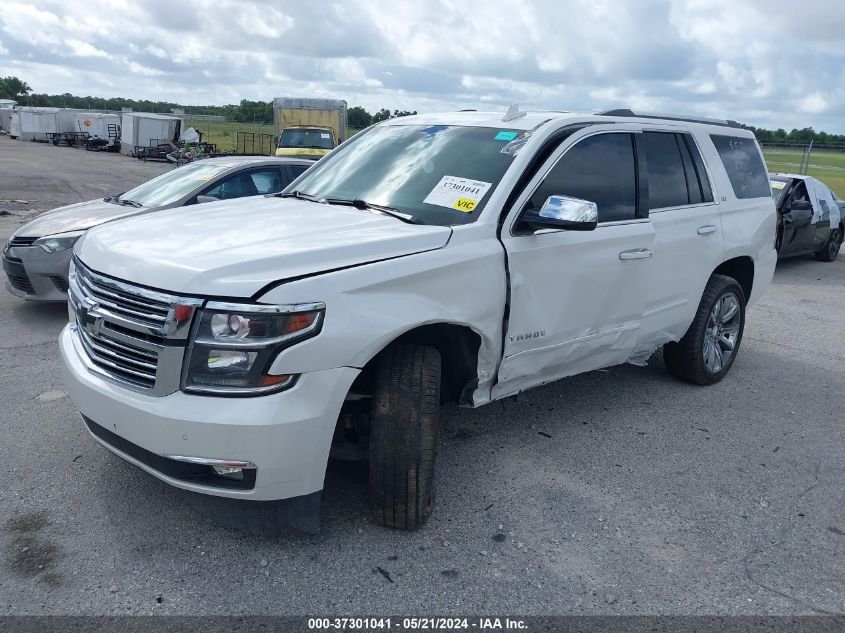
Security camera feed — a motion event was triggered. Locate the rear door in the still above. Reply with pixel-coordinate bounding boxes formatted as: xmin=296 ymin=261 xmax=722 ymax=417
xmin=494 ymin=127 xmax=655 ymax=399
xmin=637 ymin=129 xmax=726 ymax=346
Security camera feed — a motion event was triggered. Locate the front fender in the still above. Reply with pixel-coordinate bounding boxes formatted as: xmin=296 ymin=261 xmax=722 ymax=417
xmin=258 ymin=234 xmax=507 ymax=405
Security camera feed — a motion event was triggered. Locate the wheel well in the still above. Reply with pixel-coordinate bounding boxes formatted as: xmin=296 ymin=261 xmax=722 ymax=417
xmin=350 ymin=324 xmax=482 ymax=405
xmin=713 ymin=256 xmax=754 ymax=300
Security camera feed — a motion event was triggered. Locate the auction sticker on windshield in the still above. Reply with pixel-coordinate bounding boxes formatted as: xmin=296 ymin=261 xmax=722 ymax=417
xmin=423 ymin=176 xmax=492 ymax=213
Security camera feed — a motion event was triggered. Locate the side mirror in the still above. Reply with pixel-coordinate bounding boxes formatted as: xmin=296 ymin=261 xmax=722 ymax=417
xmin=522 ymin=195 xmax=598 ymax=231
xmin=196 ymin=195 xmax=219 ymax=204
xmin=789 ymin=199 xmax=812 ymax=212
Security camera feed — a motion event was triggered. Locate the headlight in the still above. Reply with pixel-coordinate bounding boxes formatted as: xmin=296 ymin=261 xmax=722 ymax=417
xmin=183 ymin=301 xmax=324 ymax=396
xmin=33 ymin=231 xmax=84 ymax=254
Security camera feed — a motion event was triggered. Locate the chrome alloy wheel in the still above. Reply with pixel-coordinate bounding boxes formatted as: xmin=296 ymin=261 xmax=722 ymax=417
xmin=703 ymin=292 xmax=741 ymax=374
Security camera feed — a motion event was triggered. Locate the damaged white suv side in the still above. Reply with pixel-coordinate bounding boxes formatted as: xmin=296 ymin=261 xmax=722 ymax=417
xmin=59 ymin=108 xmax=777 ymax=532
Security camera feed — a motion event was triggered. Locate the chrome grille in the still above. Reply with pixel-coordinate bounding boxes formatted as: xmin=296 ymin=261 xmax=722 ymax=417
xmin=77 ymin=323 xmax=158 ymax=389
xmin=75 ymin=265 xmax=170 ymax=328
xmin=68 ymin=258 xmax=203 ymax=395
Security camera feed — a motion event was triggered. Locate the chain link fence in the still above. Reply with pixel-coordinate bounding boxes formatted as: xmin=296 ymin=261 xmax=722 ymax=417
xmin=761 ymin=141 xmax=845 ymax=196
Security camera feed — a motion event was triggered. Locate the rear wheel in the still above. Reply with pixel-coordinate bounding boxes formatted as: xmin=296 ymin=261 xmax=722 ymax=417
xmin=369 ymin=344 xmax=441 ymax=530
xmin=663 ymin=274 xmax=746 ymax=385
xmin=815 ymin=228 xmax=842 ymax=262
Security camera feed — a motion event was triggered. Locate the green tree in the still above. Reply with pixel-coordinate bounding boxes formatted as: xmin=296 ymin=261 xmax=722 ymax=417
xmin=0 ymin=76 xmax=32 ymax=100
xmin=372 ymin=108 xmax=391 ymax=123
xmin=348 ymin=105 xmax=372 ymax=128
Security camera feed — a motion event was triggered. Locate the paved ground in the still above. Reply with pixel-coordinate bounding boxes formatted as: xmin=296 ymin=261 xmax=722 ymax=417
xmin=0 ymin=137 xmax=842 ymax=616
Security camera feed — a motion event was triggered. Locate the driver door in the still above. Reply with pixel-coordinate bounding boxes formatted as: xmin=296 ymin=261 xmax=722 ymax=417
xmin=493 ymin=127 xmax=655 ymax=399
xmin=780 ymin=181 xmax=815 ymax=254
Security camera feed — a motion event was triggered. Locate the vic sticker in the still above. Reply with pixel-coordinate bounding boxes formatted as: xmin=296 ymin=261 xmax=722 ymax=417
xmin=423 ymin=176 xmax=492 ymax=213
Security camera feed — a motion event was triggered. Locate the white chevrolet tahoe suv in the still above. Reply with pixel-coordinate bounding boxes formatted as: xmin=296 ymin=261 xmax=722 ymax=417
xmin=59 ymin=108 xmax=777 ymax=532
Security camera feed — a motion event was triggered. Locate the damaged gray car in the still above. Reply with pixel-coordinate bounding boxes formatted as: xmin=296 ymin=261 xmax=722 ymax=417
xmin=3 ymin=156 xmax=313 ymax=301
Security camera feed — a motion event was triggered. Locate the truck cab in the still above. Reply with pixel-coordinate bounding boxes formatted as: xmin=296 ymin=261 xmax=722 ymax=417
xmin=273 ymin=97 xmax=347 ymax=161
xmin=275 ymin=125 xmax=337 ymax=160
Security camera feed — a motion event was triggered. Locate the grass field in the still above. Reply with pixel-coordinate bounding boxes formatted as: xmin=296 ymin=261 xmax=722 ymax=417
xmin=187 ymin=120 xmax=363 ymax=154
xmin=762 ymin=148 xmax=845 ymax=197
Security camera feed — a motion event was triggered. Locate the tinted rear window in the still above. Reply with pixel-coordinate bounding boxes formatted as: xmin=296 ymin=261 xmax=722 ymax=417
xmin=643 ymin=132 xmax=688 ymax=209
xmin=710 ymin=135 xmax=770 ymax=199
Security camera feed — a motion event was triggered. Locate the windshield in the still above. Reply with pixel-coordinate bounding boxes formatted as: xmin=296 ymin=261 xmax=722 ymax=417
xmin=119 ymin=162 xmax=233 ymax=207
xmin=278 ymin=128 xmax=335 ymax=150
xmin=286 ymin=124 xmax=519 ymax=225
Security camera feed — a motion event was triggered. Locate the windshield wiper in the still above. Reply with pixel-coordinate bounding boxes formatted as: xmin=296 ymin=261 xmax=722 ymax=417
xmin=116 ymin=198 xmax=143 ymax=208
xmin=274 ymin=190 xmax=322 ymax=202
xmin=324 ymin=198 xmax=421 ymax=224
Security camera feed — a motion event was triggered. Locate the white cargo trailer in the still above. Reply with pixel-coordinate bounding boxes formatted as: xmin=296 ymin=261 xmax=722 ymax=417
xmin=0 ymin=109 xmax=13 ymax=134
xmin=8 ymin=110 xmax=21 ymax=138
xmin=0 ymin=99 xmax=15 ymax=133
xmin=120 ymin=112 xmax=181 ymax=154
xmin=73 ymin=112 xmax=121 ymax=148
xmin=16 ymin=107 xmax=63 ymax=141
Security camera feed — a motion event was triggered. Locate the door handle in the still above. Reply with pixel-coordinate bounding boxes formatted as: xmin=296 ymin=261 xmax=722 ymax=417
xmin=697 ymin=225 xmax=717 ymax=235
xmin=619 ymin=248 xmax=653 ymax=260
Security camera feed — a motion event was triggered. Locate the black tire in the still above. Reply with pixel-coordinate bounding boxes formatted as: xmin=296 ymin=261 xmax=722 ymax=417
xmin=663 ymin=274 xmax=746 ymax=386
xmin=815 ymin=228 xmax=842 ymax=262
xmin=369 ymin=344 xmax=441 ymax=530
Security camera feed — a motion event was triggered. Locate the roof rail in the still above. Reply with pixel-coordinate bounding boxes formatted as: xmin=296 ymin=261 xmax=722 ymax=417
xmin=596 ymin=108 xmax=742 ymax=129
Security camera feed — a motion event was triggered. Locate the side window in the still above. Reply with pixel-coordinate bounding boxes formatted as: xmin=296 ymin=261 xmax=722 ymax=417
xmin=642 ymin=132 xmax=688 ymax=209
xmin=289 ymin=164 xmax=309 ymax=179
xmin=528 ymin=133 xmax=637 ymax=223
xmin=710 ymin=134 xmax=771 ymax=199
xmin=202 ymin=169 xmax=283 ymax=200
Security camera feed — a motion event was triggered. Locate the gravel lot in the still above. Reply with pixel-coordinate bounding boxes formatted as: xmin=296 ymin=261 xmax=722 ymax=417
xmin=0 ymin=137 xmax=843 ymax=616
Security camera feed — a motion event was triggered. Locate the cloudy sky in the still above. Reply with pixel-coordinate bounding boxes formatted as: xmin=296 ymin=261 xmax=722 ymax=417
xmin=1 ymin=0 xmax=844 ymax=132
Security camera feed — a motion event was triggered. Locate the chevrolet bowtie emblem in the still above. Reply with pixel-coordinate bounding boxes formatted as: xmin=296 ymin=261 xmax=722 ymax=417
xmin=78 ymin=297 xmax=103 ymax=335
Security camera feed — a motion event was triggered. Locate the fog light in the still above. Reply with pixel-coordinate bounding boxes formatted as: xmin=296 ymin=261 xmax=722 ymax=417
xmin=212 ymin=466 xmax=244 ymax=480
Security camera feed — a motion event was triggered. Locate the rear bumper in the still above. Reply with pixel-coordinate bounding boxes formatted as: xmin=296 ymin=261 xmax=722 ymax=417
xmin=3 ymin=246 xmax=71 ymax=301
xmin=59 ymin=324 xmax=359 ymax=502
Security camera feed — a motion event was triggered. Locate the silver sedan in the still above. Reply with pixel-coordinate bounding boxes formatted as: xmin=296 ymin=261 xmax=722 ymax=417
xmin=3 ymin=156 xmax=313 ymax=301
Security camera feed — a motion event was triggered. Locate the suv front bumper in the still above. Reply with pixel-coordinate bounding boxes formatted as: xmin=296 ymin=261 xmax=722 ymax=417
xmin=59 ymin=324 xmax=359 ymax=502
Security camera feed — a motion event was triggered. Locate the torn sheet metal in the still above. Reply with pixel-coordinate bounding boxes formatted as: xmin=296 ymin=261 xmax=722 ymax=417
xmin=774 ymin=173 xmax=841 ymax=228
xmin=625 ymin=331 xmax=681 ymax=367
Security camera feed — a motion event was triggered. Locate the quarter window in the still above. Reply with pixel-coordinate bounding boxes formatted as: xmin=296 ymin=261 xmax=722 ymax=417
xmin=680 ymin=134 xmax=713 ymax=203
xmin=529 ymin=133 xmax=637 ymax=223
xmin=710 ymin=134 xmax=771 ymax=199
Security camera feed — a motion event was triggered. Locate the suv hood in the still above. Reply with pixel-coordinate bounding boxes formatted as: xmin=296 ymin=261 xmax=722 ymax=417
xmin=76 ymin=196 xmax=452 ymax=297
xmin=15 ymin=198 xmax=146 ymax=238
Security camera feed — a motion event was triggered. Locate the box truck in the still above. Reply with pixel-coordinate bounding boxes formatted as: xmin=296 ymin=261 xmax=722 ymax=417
xmin=273 ymin=97 xmax=347 ymax=160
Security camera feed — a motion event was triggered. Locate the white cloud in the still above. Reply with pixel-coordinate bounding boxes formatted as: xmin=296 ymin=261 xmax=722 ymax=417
xmin=0 ymin=0 xmax=843 ymax=132
xmin=797 ymin=93 xmax=829 ymax=114
xmin=65 ymin=39 xmax=108 ymax=58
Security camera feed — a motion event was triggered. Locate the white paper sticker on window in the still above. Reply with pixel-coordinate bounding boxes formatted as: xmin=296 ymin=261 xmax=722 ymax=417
xmin=320 ymin=133 xmax=331 ymax=139
xmin=423 ymin=176 xmax=493 ymax=213
xmin=770 ymin=180 xmax=786 ymax=190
